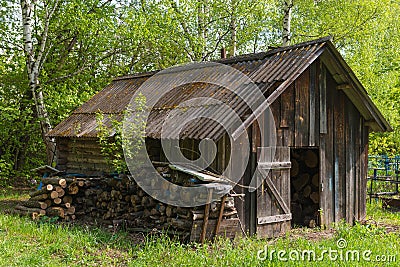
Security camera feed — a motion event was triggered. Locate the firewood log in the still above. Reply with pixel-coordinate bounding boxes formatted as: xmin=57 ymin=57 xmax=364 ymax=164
xmin=66 ymin=206 xmax=76 ymax=215
xmin=50 ymin=191 xmax=59 ymax=199
xmin=68 ymin=183 xmax=79 ymax=195
xmin=292 ymin=174 xmax=310 ymax=191
xmin=29 ymin=187 xmax=52 ymax=197
xmin=30 ymin=193 xmax=48 ymax=201
xmin=44 ymin=199 xmax=52 ymax=208
xmin=14 ymin=209 xmax=45 ymax=218
xmin=303 ymin=185 xmax=312 ymax=198
xmin=304 ymin=150 xmax=318 ymax=168
xmin=312 ymin=174 xmax=319 ymax=187
xmin=55 ymin=186 xmax=65 ymax=197
xmin=166 ymin=206 xmax=173 ymax=217
xmin=42 ymin=177 xmax=68 ymax=187
xmin=54 ymin=198 xmax=62 ymax=205
xmin=46 ymin=207 xmax=65 ymax=218
xmin=32 ymin=211 xmax=46 ymax=220
xmin=22 ymin=200 xmax=47 ymax=210
xmin=310 ymin=192 xmax=319 ymax=204
xmin=63 ymin=195 xmax=73 ymax=205
xmin=170 ymin=218 xmax=192 ymax=229
xmin=290 ymin=159 xmax=299 ymax=177
xmin=15 ymin=205 xmax=42 ymax=213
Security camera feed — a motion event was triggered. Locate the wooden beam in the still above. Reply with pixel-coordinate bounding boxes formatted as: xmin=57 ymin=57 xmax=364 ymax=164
xmin=200 ymin=189 xmax=213 ymax=243
xmin=337 ymin=84 xmax=352 ymax=90
xmin=258 ymin=162 xmax=291 ymax=170
xmin=213 ymin=195 xmax=227 ymax=239
xmin=364 ymin=120 xmax=375 ymax=128
xmin=257 ymin=213 xmax=292 ymax=224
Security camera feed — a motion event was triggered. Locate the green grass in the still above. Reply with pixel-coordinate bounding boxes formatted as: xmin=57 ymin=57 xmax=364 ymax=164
xmin=0 ymin=191 xmax=399 ymax=266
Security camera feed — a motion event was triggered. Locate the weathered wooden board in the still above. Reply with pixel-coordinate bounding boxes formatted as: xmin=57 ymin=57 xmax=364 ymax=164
xmin=233 ymin=129 xmax=252 ymax=233
xmin=190 ymin=218 xmax=242 ymax=241
xmin=346 ymin=99 xmax=358 ymax=224
xmin=354 ymin=116 xmax=361 ymax=221
xmin=270 ymin=96 xmax=282 ymax=146
xmin=280 ymin=84 xmax=295 ymax=146
xmin=295 ymin=69 xmax=310 ymax=147
xmin=309 ymin=62 xmax=317 ymax=146
xmin=319 ymin=66 xmax=334 ymax=227
xmin=359 ymin=123 xmax=369 ymax=220
xmin=256 ymin=147 xmax=291 ymax=238
xmin=333 ymin=88 xmax=346 ymax=222
xmin=319 ymin=64 xmax=327 ymax=134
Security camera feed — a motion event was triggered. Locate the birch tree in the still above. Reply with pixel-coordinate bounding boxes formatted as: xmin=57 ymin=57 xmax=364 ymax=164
xmin=17 ymin=0 xmax=135 ymax=165
xmin=282 ymin=0 xmax=293 ymax=46
xmin=20 ymin=0 xmax=58 ymax=164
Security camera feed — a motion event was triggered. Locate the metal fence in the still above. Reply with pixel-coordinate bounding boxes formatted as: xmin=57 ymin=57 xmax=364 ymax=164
xmin=367 ymin=155 xmax=400 ymax=203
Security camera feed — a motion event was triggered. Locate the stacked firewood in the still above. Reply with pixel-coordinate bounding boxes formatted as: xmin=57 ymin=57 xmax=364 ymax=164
xmin=290 ymin=149 xmax=320 ymax=227
xmin=14 ymin=177 xmax=86 ymax=220
xmin=16 ymin=170 xmax=238 ymax=235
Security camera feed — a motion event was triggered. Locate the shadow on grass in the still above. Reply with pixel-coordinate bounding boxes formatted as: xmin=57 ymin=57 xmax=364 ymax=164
xmin=0 ymin=187 xmax=31 ymax=214
xmin=0 ymin=199 xmax=26 ymax=214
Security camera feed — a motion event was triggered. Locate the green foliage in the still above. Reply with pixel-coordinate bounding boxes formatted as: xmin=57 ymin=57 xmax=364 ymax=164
xmin=1 ymin=0 xmax=400 ymax=177
xmin=38 ymin=215 xmax=59 ymax=225
xmin=96 ymin=112 xmax=127 ymax=174
xmin=96 ymin=93 xmax=147 ymax=174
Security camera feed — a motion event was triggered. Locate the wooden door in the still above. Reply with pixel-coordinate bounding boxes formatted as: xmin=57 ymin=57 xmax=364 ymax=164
xmin=256 ymin=146 xmax=292 ymax=237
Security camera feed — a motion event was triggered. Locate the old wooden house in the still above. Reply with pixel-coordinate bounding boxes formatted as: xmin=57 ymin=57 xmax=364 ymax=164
xmin=47 ymin=37 xmax=391 ymax=238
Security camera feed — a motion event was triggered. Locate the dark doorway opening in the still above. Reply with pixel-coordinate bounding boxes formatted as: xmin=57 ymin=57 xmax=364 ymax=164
xmin=290 ymin=148 xmax=320 ymax=227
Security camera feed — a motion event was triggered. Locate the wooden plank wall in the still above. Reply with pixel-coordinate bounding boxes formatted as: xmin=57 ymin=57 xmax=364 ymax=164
xmin=318 ymin=65 xmax=367 ymax=226
xmin=278 ymin=64 xmax=319 ymax=147
xmin=273 ymin=61 xmax=368 ymax=227
xmin=359 ymin=125 xmax=369 ymax=220
xmin=56 ymin=137 xmax=110 ymax=175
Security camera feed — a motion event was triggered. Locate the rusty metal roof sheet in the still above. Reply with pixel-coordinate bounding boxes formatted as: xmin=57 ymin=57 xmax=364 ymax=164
xmin=47 ymin=37 xmax=390 ymax=139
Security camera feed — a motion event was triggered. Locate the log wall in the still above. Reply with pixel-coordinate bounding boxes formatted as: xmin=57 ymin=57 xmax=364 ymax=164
xmin=57 ymin=137 xmax=109 ymax=175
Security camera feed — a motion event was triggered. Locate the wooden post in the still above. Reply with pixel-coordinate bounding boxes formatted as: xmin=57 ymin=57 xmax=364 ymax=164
xmin=200 ymin=189 xmax=213 ymax=243
xmin=213 ymin=195 xmax=227 ymax=240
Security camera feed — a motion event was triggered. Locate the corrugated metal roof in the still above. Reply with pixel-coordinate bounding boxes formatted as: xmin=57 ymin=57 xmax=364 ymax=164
xmin=47 ymin=37 xmax=390 ymax=139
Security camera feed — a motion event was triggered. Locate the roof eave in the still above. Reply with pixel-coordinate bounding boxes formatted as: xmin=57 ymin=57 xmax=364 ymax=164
xmin=322 ymin=42 xmax=392 ymax=132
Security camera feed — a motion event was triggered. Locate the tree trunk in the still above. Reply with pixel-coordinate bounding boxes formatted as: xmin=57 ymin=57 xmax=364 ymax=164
xmin=229 ymin=0 xmax=237 ymax=57
xmin=20 ymin=0 xmax=57 ymax=165
xmin=282 ymin=0 xmax=293 ymax=46
xmin=197 ymin=0 xmax=208 ymax=60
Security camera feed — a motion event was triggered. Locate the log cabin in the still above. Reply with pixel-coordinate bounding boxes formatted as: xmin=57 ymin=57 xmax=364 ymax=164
xmin=47 ymin=37 xmax=391 ymax=238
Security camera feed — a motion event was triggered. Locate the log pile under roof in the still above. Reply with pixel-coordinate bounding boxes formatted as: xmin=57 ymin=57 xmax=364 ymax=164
xmin=15 ymin=167 xmax=242 ymax=242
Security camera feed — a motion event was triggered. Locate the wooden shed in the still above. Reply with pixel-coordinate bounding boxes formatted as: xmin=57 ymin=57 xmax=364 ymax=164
xmin=47 ymin=37 xmax=391 ymax=238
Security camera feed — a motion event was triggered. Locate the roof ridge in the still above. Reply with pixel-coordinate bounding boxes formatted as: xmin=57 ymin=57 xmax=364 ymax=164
xmin=217 ymin=36 xmax=332 ymax=64
xmin=113 ymin=70 xmax=159 ymax=81
xmin=112 ymin=37 xmax=332 ymax=80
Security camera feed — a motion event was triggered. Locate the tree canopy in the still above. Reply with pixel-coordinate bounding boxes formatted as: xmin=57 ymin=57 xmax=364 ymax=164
xmin=1 ymin=0 xmax=399 ymax=182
